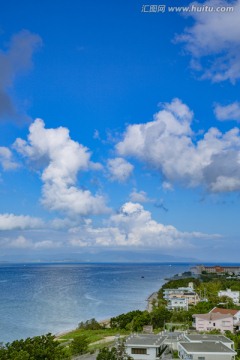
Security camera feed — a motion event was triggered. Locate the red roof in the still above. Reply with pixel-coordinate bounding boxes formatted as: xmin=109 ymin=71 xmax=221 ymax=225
xmin=210 ymin=307 xmax=239 ymax=315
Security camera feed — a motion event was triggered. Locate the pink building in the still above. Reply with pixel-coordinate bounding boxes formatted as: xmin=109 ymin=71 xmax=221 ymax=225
xmin=192 ymin=312 xmax=234 ymax=333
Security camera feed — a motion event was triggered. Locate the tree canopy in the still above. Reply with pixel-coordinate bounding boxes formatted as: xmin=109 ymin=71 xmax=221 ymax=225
xmin=0 ymin=333 xmax=69 ymax=360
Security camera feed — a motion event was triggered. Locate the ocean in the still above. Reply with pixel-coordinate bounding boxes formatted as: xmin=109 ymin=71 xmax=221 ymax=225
xmin=0 ymin=262 xmax=190 ymax=343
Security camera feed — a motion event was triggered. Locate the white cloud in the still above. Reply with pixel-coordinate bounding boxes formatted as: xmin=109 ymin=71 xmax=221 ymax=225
xmin=214 ymin=102 xmax=240 ymax=121
xmin=8 ymin=236 xmax=32 ymax=248
xmin=2 ymin=235 xmax=61 ymax=249
xmin=116 ymin=98 xmax=240 ymax=192
xmin=14 ymin=119 xmax=108 ymax=216
xmin=0 ymin=213 xmax=43 ymax=231
xmin=129 ymin=189 xmax=153 ymax=203
xmin=69 ymin=202 xmax=218 ymax=248
xmin=0 ymin=147 xmax=19 ymax=170
xmin=107 ymin=157 xmax=134 ymax=182
xmin=176 ymin=0 xmax=240 ymax=83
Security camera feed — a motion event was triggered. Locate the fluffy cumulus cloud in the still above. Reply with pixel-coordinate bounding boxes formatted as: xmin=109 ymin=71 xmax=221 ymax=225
xmin=0 ymin=30 xmax=42 ymax=122
xmin=176 ymin=0 xmax=240 ymax=83
xmin=116 ymin=98 xmax=240 ymax=192
xmin=14 ymin=119 xmax=108 ymax=216
xmin=0 ymin=213 xmax=43 ymax=230
xmin=0 ymin=147 xmax=19 ymax=170
xmin=214 ymin=102 xmax=240 ymax=121
xmin=69 ymin=202 xmax=218 ymax=248
xmin=107 ymin=157 xmax=133 ymax=182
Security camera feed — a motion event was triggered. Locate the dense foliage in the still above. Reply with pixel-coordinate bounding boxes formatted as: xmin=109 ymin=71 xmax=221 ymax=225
xmin=70 ymin=334 xmax=89 ymax=355
xmin=110 ymin=310 xmax=143 ymax=330
xmin=110 ymin=306 xmax=171 ymax=331
xmin=0 ymin=334 xmax=69 ymax=360
xmin=78 ymin=318 xmax=102 ymax=330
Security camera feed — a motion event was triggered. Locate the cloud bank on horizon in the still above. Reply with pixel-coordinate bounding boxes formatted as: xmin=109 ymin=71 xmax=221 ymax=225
xmin=0 ymin=0 xmax=240 ymax=261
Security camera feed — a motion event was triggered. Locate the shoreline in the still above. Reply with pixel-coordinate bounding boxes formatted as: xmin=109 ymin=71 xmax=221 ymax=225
xmin=54 ymin=267 xmax=195 ymax=339
xmin=55 ymin=285 xmax=166 ymax=339
xmin=1 ymin=263 xmax=192 ymax=343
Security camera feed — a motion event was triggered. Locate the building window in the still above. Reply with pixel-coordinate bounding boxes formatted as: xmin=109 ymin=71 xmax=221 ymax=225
xmin=198 ymin=357 xmax=205 ymax=360
xmin=131 ymin=348 xmax=147 ymax=354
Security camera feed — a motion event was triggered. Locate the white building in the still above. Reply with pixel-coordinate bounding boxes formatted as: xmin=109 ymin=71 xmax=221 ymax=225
xmin=183 ymin=334 xmax=235 ymax=350
xmin=178 ymin=334 xmax=236 ymax=360
xmin=163 ymin=282 xmax=199 ymax=306
xmin=167 ymin=297 xmax=188 ymax=310
xmin=178 ymin=341 xmax=236 ymax=360
xmin=218 ymin=289 xmax=240 ymax=304
xmin=125 ymin=334 xmax=167 ymax=360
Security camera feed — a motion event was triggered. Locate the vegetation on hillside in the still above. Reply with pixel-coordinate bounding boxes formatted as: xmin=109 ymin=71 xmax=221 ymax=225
xmin=109 ymin=274 xmax=240 ymax=332
xmin=0 ymin=334 xmax=70 ymax=360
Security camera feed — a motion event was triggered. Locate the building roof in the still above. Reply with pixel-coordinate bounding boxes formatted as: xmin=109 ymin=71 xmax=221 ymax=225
xmin=179 ymin=341 xmax=236 ymax=354
xmin=184 ymin=334 xmax=233 ymax=344
xmin=210 ymin=307 xmax=239 ymax=316
xmin=125 ymin=334 xmax=166 ymax=347
xmin=193 ymin=312 xmax=233 ymax=320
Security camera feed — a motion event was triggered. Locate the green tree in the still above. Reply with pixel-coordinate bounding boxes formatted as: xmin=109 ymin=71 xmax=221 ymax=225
xmin=70 ymin=334 xmax=89 ymax=356
xmin=131 ymin=311 xmax=151 ymax=332
xmin=110 ymin=310 xmax=143 ymax=329
xmin=97 ymin=347 xmax=116 ymax=360
xmin=78 ymin=318 xmax=102 ymax=330
xmin=0 ymin=333 xmax=69 ymax=360
xmin=151 ymin=306 xmax=171 ymax=329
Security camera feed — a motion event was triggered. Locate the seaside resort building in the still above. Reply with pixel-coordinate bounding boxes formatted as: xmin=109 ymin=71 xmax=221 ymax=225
xmin=164 ymin=282 xmax=200 ymax=310
xmin=192 ymin=265 xmax=240 ymax=276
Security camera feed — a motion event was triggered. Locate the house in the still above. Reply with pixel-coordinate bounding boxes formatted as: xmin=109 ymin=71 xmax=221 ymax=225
xmin=178 ymin=333 xmax=236 ymax=360
xmin=218 ymin=289 xmax=240 ymax=304
xmin=192 ymin=312 xmax=234 ymax=333
xmin=125 ymin=334 xmax=168 ymax=360
xmin=210 ymin=307 xmax=240 ymax=331
xmin=183 ymin=334 xmax=235 ymax=350
xmin=167 ymin=297 xmax=188 ymax=310
xmin=178 ymin=341 xmax=236 ymax=360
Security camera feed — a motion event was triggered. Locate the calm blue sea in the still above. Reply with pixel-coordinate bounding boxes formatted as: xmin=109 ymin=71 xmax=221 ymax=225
xmin=0 ymin=263 xmax=190 ymax=343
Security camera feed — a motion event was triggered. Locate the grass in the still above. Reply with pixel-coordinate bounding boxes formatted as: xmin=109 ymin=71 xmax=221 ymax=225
xmin=58 ymin=328 xmax=129 ymax=343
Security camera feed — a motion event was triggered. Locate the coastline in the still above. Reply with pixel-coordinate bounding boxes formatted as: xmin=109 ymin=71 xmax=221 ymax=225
xmin=54 ymin=275 xmax=172 ymax=339
xmin=0 ymin=263 xmax=191 ymax=343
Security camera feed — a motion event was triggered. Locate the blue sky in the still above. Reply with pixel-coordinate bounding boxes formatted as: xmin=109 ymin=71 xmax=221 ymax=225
xmin=0 ymin=0 xmax=240 ymax=262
